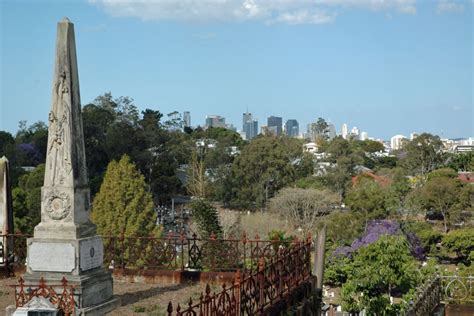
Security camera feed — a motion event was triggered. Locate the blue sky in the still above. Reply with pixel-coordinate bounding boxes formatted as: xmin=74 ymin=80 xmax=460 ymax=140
xmin=1 ymin=0 xmax=472 ymax=140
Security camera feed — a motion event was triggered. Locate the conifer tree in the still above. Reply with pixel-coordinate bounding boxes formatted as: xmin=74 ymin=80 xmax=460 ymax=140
xmin=91 ymin=155 xmax=158 ymax=237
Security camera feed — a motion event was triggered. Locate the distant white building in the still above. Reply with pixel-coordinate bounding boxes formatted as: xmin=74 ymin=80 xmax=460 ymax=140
xmin=391 ymin=135 xmax=407 ymax=151
xmin=360 ymin=131 xmax=368 ymax=141
xmin=183 ymin=111 xmax=191 ymax=128
xmin=304 ymin=142 xmax=318 ymax=154
xmin=350 ymin=126 xmax=360 ymax=139
xmin=341 ymin=123 xmax=348 ymax=139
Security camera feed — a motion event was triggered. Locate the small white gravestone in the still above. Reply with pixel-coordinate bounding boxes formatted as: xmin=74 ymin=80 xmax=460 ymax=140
xmin=13 ymin=297 xmax=57 ymax=316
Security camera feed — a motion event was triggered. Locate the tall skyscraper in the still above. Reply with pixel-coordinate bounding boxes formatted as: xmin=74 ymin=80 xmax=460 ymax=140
xmin=205 ymin=115 xmax=226 ymax=128
xmin=183 ymin=111 xmax=191 ymax=128
xmin=342 ymin=123 xmax=348 ymax=139
xmin=267 ymin=116 xmax=283 ymax=136
xmin=360 ymin=131 xmax=368 ymax=141
xmin=285 ymin=119 xmax=299 ymax=137
xmin=327 ymin=123 xmax=336 ymax=140
xmin=242 ymin=112 xmax=252 ymax=128
xmin=242 ymin=112 xmax=258 ymax=140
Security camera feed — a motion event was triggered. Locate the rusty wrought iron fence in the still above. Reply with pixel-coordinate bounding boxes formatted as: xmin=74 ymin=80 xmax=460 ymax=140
xmin=11 ymin=277 xmax=76 ymax=316
xmin=102 ymin=232 xmax=299 ymax=272
xmin=0 ymin=233 xmax=30 ymax=275
xmin=167 ymin=236 xmax=314 ymax=315
xmin=1 ymin=232 xmax=301 ymax=273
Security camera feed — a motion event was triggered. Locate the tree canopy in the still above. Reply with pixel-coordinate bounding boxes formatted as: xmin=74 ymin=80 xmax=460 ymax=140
xmin=91 ymin=155 xmax=158 ymax=237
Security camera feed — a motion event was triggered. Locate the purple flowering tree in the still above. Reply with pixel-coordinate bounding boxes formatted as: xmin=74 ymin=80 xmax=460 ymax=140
xmin=332 ymin=220 xmax=425 ymax=260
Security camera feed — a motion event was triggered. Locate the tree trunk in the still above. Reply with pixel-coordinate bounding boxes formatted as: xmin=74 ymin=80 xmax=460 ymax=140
xmin=442 ymin=210 xmax=448 ymax=233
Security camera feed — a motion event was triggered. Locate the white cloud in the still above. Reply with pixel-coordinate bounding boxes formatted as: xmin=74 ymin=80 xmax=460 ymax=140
xmin=271 ymin=9 xmax=336 ymax=25
xmin=89 ymin=0 xmax=417 ymax=25
xmin=315 ymin=0 xmax=417 ymax=14
xmin=436 ymin=0 xmax=465 ymax=14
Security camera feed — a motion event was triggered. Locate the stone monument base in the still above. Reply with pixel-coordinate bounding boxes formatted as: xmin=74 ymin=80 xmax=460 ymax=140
xmin=20 ymin=235 xmax=118 ymax=315
xmin=22 ymin=268 xmax=119 ymax=316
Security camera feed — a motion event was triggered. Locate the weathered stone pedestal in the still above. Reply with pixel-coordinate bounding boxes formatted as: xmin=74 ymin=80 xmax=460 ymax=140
xmin=24 ymin=236 xmax=117 ymax=315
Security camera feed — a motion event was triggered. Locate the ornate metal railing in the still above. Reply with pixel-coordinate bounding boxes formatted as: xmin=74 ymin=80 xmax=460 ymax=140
xmin=11 ymin=277 xmax=76 ymax=316
xmin=440 ymin=274 xmax=474 ymax=304
xmin=1 ymin=232 xmax=298 ymax=273
xmin=0 ymin=233 xmax=30 ymax=275
xmin=166 ymin=237 xmax=314 ymax=315
xmin=404 ymin=276 xmax=441 ymax=316
xmin=404 ymin=273 xmax=474 ymax=316
xmin=102 ymin=232 xmax=297 ymax=272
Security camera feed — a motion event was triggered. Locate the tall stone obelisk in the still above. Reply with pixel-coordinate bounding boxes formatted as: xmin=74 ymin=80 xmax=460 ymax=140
xmin=0 ymin=157 xmax=14 ymax=262
xmin=24 ymin=18 xmax=117 ymax=315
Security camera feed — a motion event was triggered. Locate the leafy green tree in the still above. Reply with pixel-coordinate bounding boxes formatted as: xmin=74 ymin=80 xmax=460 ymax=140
xmin=91 ymin=155 xmax=158 ymax=236
xmin=413 ymin=175 xmax=461 ymax=233
xmin=345 ymin=177 xmax=394 ymax=219
xmin=357 ymin=140 xmax=385 ymax=153
xmin=190 ymin=199 xmax=223 ymax=238
xmin=324 ymin=155 xmax=363 ymax=201
xmin=325 ymin=136 xmax=352 ymax=158
xmin=12 ymin=187 xmax=29 ymax=233
xmin=323 ymin=210 xmax=366 ymax=250
xmin=341 ymin=235 xmax=419 ymax=314
xmin=443 ymin=228 xmax=474 ymax=264
xmin=325 ymin=256 xmax=354 ymax=286
xmin=136 ymin=109 xmax=188 ymax=204
xmin=0 ymin=131 xmax=15 ymax=157
xmin=447 ymin=152 xmax=473 ymax=172
xmin=82 ymin=103 xmax=115 ymax=194
xmin=12 ymin=164 xmax=45 ymax=233
xmin=310 ymin=117 xmax=329 ymax=142
xmin=231 ymin=136 xmax=312 ymax=209
xmin=401 ymin=221 xmax=442 ymax=255
xmin=399 ymin=133 xmax=444 ymax=176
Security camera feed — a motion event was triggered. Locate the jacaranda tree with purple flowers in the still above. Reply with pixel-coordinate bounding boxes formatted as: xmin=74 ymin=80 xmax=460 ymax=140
xmin=332 ymin=220 xmax=425 ymax=260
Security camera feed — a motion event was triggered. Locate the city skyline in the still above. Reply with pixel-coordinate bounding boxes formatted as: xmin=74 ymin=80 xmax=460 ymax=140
xmin=1 ymin=1 xmax=472 ymax=139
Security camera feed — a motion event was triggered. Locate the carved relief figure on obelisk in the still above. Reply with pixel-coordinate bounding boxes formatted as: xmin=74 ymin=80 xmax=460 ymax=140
xmin=19 ymin=18 xmax=117 ymax=316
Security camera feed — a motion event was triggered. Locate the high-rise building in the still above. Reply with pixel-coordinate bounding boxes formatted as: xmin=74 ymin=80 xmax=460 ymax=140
xmin=242 ymin=112 xmax=258 ymax=140
xmin=183 ymin=111 xmax=191 ymax=128
xmin=360 ymin=131 xmax=368 ymax=141
xmin=327 ymin=123 xmax=336 ymax=140
xmin=391 ymin=135 xmax=407 ymax=151
xmin=242 ymin=112 xmax=252 ymax=128
xmin=342 ymin=123 xmax=348 ymax=139
xmin=285 ymin=119 xmax=299 ymax=137
xmin=267 ymin=116 xmax=283 ymax=136
xmin=205 ymin=115 xmax=226 ymax=128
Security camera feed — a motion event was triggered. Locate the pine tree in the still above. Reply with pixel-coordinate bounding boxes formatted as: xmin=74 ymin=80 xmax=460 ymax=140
xmin=191 ymin=199 xmax=222 ymax=238
xmin=91 ymin=155 xmax=158 ymax=237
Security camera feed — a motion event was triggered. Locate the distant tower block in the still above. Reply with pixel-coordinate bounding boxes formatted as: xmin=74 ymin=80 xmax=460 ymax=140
xmin=21 ymin=18 xmax=117 ymax=316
